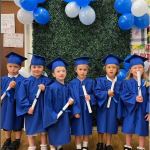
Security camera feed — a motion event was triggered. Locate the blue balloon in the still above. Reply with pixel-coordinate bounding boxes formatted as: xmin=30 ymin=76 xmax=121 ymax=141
xmin=118 ymin=13 xmax=134 ymax=30
xmin=117 ymin=69 xmax=127 ymax=81
xmin=20 ymin=0 xmax=37 ymax=11
xmin=114 ymin=0 xmax=132 ymax=14
xmin=33 ymin=7 xmax=51 ymax=25
xmin=134 ymin=14 xmax=150 ymax=29
xmin=75 ymin=0 xmax=91 ymax=7
xmin=63 ymin=0 xmax=74 ymax=2
xmin=37 ymin=0 xmax=46 ymax=3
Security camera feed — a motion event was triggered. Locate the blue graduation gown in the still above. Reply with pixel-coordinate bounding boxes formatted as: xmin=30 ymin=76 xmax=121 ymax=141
xmin=95 ymin=76 xmax=121 ymax=134
xmin=1 ymin=75 xmax=25 ymax=131
xmin=69 ymin=78 xmax=95 ymax=136
xmin=16 ymin=75 xmax=53 ymax=135
xmin=43 ymin=81 xmax=71 ymax=146
xmin=120 ymin=78 xmax=149 ymax=136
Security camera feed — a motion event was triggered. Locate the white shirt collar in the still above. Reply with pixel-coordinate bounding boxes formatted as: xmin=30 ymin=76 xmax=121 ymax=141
xmin=106 ymin=75 xmax=117 ymax=82
xmin=8 ymin=74 xmax=19 ymax=78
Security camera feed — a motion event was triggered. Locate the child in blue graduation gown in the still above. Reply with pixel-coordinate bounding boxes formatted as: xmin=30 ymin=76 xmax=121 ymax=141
xmin=17 ymin=54 xmax=53 ymax=150
xmin=69 ymin=57 xmax=95 ymax=150
xmin=95 ymin=54 xmax=123 ymax=150
xmin=120 ymin=54 xmax=149 ymax=150
xmin=1 ymin=52 xmax=27 ymax=150
xmin=43 ymin=58 xmax=74 ymax=150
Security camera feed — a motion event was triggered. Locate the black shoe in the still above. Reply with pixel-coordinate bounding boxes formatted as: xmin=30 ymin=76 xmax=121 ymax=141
xmin=106 ymin=145 xmax=113 ymax=150
xmin=1 ymin=139 xmax=11 ymax=150
xmin=96 ymin=143 xmax=105 ymax=150
xmin=124 ymin=146 xmax=132 ymax=150
xmin=6 ymin=140 xmax=20 ymax=150
xmin=58 ymin=148 xmax=63 ymax=150
xmin=82 ymin=147 xmax=88 ymax=150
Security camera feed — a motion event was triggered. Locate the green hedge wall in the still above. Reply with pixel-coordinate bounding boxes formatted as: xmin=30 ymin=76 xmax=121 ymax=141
xmin=33 ymin=0 xmax=130 ymax=80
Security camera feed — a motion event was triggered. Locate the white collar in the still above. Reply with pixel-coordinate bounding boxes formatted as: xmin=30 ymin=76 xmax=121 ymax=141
xmin=8 ymin=74 xmax=19 ymax=78
xmin=106 ymin=75 xmax=117 ymax=82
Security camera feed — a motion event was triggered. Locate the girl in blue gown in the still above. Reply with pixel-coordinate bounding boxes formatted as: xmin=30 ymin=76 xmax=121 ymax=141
xmin=95 ymin=54 xmax=122 ymax=150
xmin=43 ymin=58 xmax=74 ymax=150
xmin=69 ymin=57 xmax=95 ymax=150
xmin=17 ymin=54 xmax=53 ymax=150
xmin=120 ymin=54 xmax=149 ymax=150
xmin=1 ymin=52 xmax=27 ymax=150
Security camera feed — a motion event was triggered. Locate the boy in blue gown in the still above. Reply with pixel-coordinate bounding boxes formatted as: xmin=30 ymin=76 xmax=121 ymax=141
xmin=1 ymin=52 xmax=27 ymax=150
xmin=69 ymin=57 xmax=95 ymax=150
xmin=43 ymin=58 xmax=74 ymax=150
xmin=95 ymin=54 xmax=122 ymax=150
xmin=120 ymin=54 xmax=149 ymax=150
xmin=16 ymin=54 xmax=53 ymax=150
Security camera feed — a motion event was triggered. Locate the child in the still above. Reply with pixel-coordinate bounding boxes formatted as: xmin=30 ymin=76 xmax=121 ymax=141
xmin=17 ymin=54 xmax=53 ymax=150
xmin=95 ymin=54 xmax=122 ymax=150
xmin=43 ymin=58 xmax=74 ymax=150
xmin=1 ymin=52 xmax=27 ymax=150
xmin=120 ymin=54 xmax=149 ymax=150
xmin=69 ymin=57 xmax=95 ymax=150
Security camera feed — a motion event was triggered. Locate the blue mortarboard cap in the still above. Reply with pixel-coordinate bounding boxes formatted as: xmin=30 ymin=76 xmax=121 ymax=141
xmin=102 ymin=54 xmax=123 ymax=65
xmin=125 ymin=54 xmax=148 ymax=68
xmin=74 ymin=57 xmax=90 ymax=66
xmin=30 ymin=54 xmax=46 ymax=66
xmin=6 ymin=52 xmax=27 ymax=65
xmin=47 ymin=57 xmax=68 ymax=70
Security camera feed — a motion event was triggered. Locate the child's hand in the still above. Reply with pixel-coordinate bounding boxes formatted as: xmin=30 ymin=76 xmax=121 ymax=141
xmin=9 ymin=81 xmax=16 ymax=88
xmin=28 ymin=107 xmax=34 ymax=115
xmin=38 ymin=84 xmax=45 ymax=91
xmin=85 ymin=95 xmax=91 ymax=101
xmin=145 ymin=114 xmax=150 ymax=121
xmin=68 ymin=98 xmax=74 ymax=105
xmin=74 ymin=114 xmax=80 ymax=118
xmin=108 ymin=90 xmax=114 ymax=97
xmin=136 ymin=96 xmax=143 ymax=103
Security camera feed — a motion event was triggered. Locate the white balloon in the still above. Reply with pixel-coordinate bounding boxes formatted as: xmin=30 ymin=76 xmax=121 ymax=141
xmin=17 ymin=8 xmax=34 ymax=25
xmin=131 ymin=0 xmax=148 ymax=17
xmin=79 ymin=6 xmax=96 ymax=25
xmin=14 ymin=0 xmax=21 ymax=7
xmin=65 ymin=2 xmax=80 ymax=18
xmin=144 ymin=61 xmax=150 ymax=72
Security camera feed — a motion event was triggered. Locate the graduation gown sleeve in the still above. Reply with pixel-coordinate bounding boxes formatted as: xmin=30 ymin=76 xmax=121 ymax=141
xmin=120 ymin=80 xmax=137 ymax=105
xmin=95 ymin=78 xmax=108 ymax=107
xmin=43 ymin=86 xmax=57 ymax=128
xmin=16 ymin=80 xmax=31 ymax=116
xmin=69 ymin=82 xmax=81 ymax=116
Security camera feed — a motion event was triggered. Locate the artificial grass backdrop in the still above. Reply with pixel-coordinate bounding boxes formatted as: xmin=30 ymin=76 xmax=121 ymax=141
xmin=33 ymin=0 xmax=130 ymax=80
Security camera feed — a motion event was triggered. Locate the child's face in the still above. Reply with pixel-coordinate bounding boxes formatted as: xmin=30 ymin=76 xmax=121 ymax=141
xmin=52 ymin=66 xmax=67 ymax=82
xmin=76 ymin=64 xmax=88 ymax=79
xmin=105 ymin=64 xmax=118 ymax=79
xmin=131 ymin=64 xmax=144 ymax=78
xmin=7 ymin=63 xmax=21 ymax=76
xmin=31 ymin=65 xmax=44 ymax=77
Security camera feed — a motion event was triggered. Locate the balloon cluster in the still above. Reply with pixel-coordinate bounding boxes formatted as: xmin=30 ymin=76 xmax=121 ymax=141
xmin=14 ymin=0 xmax=51 ymax=25
xmin=64 ymin=0 xmax=96 ymax=25
xmin=114 ymin=0 xmax=149 ymax=30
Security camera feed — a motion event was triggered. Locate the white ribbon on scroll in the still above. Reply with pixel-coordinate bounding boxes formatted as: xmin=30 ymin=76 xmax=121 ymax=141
xmin=82 ymin=85 xmax=92 ymax=113
xmin=1 ymin=86 xmax=11 ymax=102
xmin=137 ymin=71 xmax=142 ymax=96
xmin=57 ymin=98 xmax=74 ymax=119
xmin=107 ymin=77 xmax=117 ymax=108
xmin=31 ymin=88 xmax=42 ymax=110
